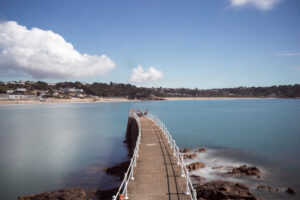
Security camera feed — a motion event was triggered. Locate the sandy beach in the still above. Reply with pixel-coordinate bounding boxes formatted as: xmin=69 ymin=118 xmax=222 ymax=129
xmin=163 ymin=97 xmax=276 ymax=100
xmin=0 ymin=97 xmax=282 ymax=105
xmin=0 ymin=97 xmax=139 ymax=105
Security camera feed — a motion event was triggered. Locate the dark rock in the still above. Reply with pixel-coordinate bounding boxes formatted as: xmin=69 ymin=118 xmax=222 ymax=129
xmin=18 ymin=187 xmax=89 ymax=200
xmin=195 ymin=180 xmax=258 ymax=200
xmin=180 ymin=148 xmax=190 ymax=153
xmin=256 ymin=184 xmax=278 ymax=192
xmin=190 ymin=175 xmax=206 ymax=187
xmin=228 ymin=164 xmax=260 ymax=178
xmin=105 ymin=160 xmax=130 ymax=179
xmin=183 ymin=153 xmax=197 ymax=159
xmin=96 ymin=187 xmax=118 ymax=200
xmin=187 ymin=162 xmax=206 ymax=171
xmin=195 ymin=147 xmax=206 ymax=152
xmin=190 ymin=175 xmax=206 ymax=182
xmin=286 ymin=187 xmax=296 ymax=194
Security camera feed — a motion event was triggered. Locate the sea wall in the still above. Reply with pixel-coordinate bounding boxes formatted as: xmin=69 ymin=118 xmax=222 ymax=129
xmin=125 ymin=116 xmax=139 ymax=156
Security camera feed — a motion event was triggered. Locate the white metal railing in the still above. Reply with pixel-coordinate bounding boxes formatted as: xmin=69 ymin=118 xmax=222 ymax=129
xmin=112 ymin=111 xmax=142 ymax=200
xmin=147 ymin=113 xmax=197 ymax=200
xmin=112 ymin=111 xmax=197 ymax=200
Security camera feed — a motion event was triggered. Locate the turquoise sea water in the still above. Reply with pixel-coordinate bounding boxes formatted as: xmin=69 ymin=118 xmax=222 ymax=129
xmin=0 ymin=99 xmax=299 ymax=199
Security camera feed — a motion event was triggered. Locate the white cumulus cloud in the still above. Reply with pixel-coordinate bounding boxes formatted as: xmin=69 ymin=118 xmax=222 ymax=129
xmin=129 ymin=65 xmax=163 ymax=83
xmin=229 ymin=0 xmax=281 ymax=10
xmin=0 ymin=21 xmax=115 ymax=79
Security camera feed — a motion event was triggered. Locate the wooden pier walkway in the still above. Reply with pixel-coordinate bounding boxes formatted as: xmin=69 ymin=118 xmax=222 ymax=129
xmin=127 ymin=116 xmax=190 ymax=200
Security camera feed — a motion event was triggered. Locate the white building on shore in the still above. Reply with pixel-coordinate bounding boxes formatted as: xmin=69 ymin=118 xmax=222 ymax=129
xmin=0 ymin=94 xmax=36 ymax=100
xmin=16 ymin=88 xmax=27 ymax=92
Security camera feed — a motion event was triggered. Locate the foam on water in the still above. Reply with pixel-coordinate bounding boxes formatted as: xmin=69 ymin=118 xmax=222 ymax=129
xmin=184 ymin=148 xmax=269 ymax=188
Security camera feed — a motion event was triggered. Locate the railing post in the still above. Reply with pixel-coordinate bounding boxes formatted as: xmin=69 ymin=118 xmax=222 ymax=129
xmin=173 ymin=141 xmax=176 ymax=156
xmin=125 ymin=180 xmax=129 ymax=199
xmin=185 ymin=170 xmax=190 ymax=195
xmin=177 ymin=147 xmax=180 ymax=165
xmin=130 ymin=168 xmax=134 ymax=180
xmin=181 ymin=162 xmax=185 ymax=177
xmin=180 ymin=155 xmax=185 ymax=177
xmin=193 ymin=189 xmax=197 ymax=200
xmin=122 ymin=172 xmax=129 ymax=199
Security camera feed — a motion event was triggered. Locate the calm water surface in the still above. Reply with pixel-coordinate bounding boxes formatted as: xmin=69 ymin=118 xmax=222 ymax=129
xmin=0 ymin=99 xmax=299 ymax=199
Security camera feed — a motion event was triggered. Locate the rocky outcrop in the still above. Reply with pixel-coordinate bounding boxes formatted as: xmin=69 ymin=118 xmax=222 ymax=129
xmin=227 ymin=164 xmax=260 ymax=178
xmin=190 ymin=175 xmax=206 ymax=182
xmin=195 ymin=181 xmax=258 ymax=200
xmin=183 ymin=153 xmax=197 ymax=159
xmin=96 ymin=187 xmax=118 ymax=200
xmin=187 ymin=162 xmax=206 ymax=171
xmin=286 ymin=187 xmax=296 ymax=194
xmin=190 ymin=175 xmax=206 ymax=187
xmin=18 ymin=187 xmax=89 ymax=200
xmin=180 ymin=148 xmax=190 ymax=153
xmin=195 ymin=147 xmax=206 ymax=152
xmin=256 ymin=184 xmax=278 ymax=192
xmin=105 ymin=160 xmax=130 ymax=179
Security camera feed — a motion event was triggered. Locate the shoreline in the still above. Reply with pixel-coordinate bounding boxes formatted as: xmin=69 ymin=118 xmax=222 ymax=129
xmin=0 ymin=97 xmax=294 ymax=105
xmin=0 ymin=98 xmax=139 ymax=105
xmin=163 ymin=97 xmax=282 ymax=100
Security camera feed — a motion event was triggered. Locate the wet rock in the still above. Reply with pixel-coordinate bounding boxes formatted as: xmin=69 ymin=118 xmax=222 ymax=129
xmin=256 ymin=184 xmax=278 ymax=192
xmin=190 ymin=175 xmax=206 ymax=182
xmin=87 ymin=187 xmax=98 ymax=197
xmin=180 ymin=148 xmax=190 ymax=153
xmin=105 ymin=160 xmax=130 ymax=179
xmin=183 ymin=153 xmax=197 ymax=159
xmin=286 ymin=187 xmax=296 ymax=194
xmin=18 ymin=187 xmax=89 ymax=200
xmin=228 ymin=164 xmax=260 ymax=178
xmin=96 ymin=187 xmax=118 ymax=200
xmin=190 ymin=175 xmax=206 ymax=187
xmin=195 ymin=147 xmax=206 ymax=152
xmin=212 ymin=165 xmax=223 ymax=170
xmin=187 ymin=162 xmax=206 ymax=171
xmin=195 ymin=180 xmax=258 ymax=200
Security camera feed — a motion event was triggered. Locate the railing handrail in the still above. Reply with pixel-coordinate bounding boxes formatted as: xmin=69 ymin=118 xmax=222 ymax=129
xmin=146 ymin=113 xmax=197 ymax=200
xmin=113 ymin=111 xmax=197 ymax=200
xmin=112 ymin=111 xmax=141 ymax=200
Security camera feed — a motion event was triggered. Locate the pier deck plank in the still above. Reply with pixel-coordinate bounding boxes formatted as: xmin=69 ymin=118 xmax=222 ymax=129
xmin=127 ymin=117 xmax=191 ymax=200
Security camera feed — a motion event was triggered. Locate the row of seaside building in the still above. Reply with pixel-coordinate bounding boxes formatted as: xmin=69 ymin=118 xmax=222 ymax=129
xmin=0 ymin=87 xmax=85 ymax=100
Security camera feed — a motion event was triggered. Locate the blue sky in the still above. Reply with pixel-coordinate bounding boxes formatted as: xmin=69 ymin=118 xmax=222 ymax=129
xmin=0 ymin=0 xmax=299 ymax=89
